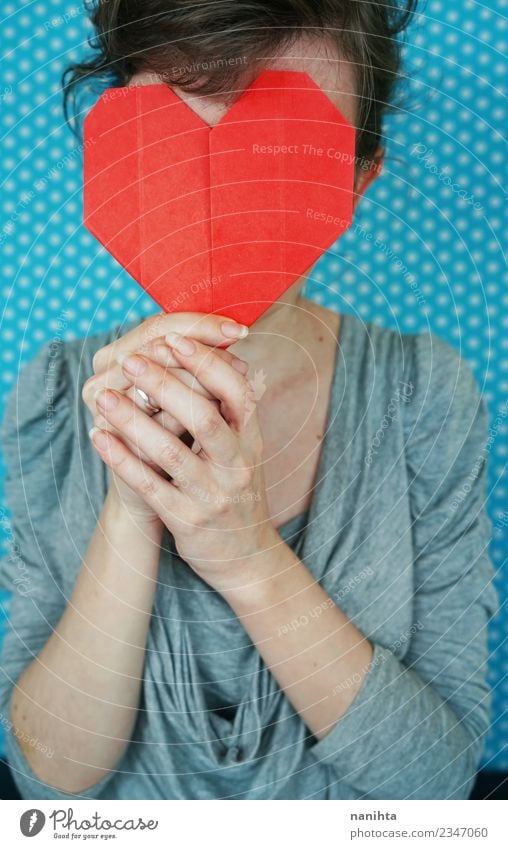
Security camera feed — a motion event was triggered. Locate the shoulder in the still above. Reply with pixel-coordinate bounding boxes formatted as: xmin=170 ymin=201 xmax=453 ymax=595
xmin=397 ymin=329 xmax=487 ymax=467
xmin=342 ymin=315 xmax=488 ymax=483
xmin=401 ymin=329 xmax=483 ymax=419
xmin=371 ymin=323 xmax=489 ymax=511
xmin=346 ymin=316 xmax=485 ymax=429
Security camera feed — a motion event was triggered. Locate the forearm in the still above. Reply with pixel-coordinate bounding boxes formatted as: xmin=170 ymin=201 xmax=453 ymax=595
xmin=10 ymin=487 xmax=163 ymax=794
xmin=222 ymin=537 xmax=373 ymax=740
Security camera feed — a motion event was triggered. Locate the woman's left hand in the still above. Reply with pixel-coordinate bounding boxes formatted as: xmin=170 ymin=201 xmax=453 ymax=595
xmin=90 ymin=333 xmax=278 ymax=592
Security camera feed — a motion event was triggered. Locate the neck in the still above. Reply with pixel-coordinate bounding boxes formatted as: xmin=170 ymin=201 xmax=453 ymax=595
xmin=230 ymin=280 xmax=328 ymax=373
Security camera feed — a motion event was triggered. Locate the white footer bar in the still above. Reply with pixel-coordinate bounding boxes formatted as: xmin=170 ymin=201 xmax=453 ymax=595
xmin=1 ymin=799 xmax=505 ymax=848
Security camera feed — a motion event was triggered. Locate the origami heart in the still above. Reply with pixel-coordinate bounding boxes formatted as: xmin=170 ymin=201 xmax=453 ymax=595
xmin=83 ymin=70 xmax=357 ymax=326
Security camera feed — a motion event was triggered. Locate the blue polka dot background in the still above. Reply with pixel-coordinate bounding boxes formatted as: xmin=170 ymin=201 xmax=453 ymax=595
xmin=0 ymin=1 xmax=507 ymax=769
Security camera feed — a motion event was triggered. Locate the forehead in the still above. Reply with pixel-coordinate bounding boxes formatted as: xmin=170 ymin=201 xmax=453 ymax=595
xmin=129 ymin=34 xmax=358 ymax=129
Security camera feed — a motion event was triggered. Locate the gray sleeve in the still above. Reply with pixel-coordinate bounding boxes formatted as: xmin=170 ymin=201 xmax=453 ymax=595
xmin=308 ymin=333 xmax=498 ymax=799
xmin=0 ymin=337 xmax=119 ymax=799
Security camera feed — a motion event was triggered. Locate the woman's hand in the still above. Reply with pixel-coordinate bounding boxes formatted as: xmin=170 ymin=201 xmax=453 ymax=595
xmin=88 ymin=333 xmax=278 ymax=592
xmin=82 ymin=312 xmax=249 ymax=523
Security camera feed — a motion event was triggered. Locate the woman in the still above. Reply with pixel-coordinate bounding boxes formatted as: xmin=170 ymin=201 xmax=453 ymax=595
xmin=0 ymin=0 xmax=497 ymax=800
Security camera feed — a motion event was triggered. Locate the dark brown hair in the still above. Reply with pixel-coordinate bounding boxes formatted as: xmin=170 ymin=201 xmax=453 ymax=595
xmin=63 ymin=0 xmax=418 ymax=165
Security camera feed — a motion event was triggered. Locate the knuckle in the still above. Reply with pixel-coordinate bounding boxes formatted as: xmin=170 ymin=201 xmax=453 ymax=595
xmin=140 ymin=314 xmax=164 ymax=350
xmin=92 ymin=348 xmax=104 ymax=373
xmin=102 ymin=344 xmax=121 ymax=371
xmin=193 ymin=382 xmax=214 ymax=399
xmin=192 ymin=313 xmax=217 ymax=334
xmin=94 ymin=413 xmax=109 ymax=430
xmin=109 ymin=447 xmax=128 ymax=472
xmin=150 ymin=341 xmax=169 ymax=363
xmin=82 ymin=374 xmax=100 ymax=406
xmin=236 ymin=466 xmax=254 ymax=489
xmin=117 ymin=402 xmax=135 ymax=430
xmin=211 ymin=314 xmax=229 ymax=331
xmin=138 ymin=476 xmax=158 ymax=499
xmin=195 ymin=408 xmax=223 ymax=439
xmin=143 ymin=365 xmax=166 ymax=397
xmin=180 ymin=506 xmax=204 ymax=530
xmin=194 ymin=355 xmax=215 ymax=383
xmin=214 ymin=496 xmax=229 ymax=516
xmin=158 ymin=437 xmax=184 ymax=468
xmin=155 ymin=369 xmax=167 ymax=395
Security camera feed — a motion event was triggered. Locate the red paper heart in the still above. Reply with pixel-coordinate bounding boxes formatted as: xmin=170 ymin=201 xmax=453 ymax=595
xmin=83 ymin=71 xmax=356 ymax=325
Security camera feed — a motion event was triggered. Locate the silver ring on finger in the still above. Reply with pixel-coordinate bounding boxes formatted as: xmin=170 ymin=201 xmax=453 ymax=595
xmin=135 ymin=387 xmax=161 ymax=416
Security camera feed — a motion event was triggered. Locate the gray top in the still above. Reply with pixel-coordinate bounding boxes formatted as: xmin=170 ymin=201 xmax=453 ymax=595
xmin=0 ymin=313 xmax=498 ymax=800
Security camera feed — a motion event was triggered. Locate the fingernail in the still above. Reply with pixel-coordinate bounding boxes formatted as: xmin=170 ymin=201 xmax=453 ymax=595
xmin=94 ymin=388 xmax=119 ymax=410
xmin=232 ymin=357 xmax=249 ymax=375
xmin=165 ymin=333 xmax=195 ymax=356
xmin=88 ymin=426 xmax=110 ymax=450
xmin=221 ymin=322 xmax=249 ymax=339
xmin=116 ymin=353 xmax=147 ymax=375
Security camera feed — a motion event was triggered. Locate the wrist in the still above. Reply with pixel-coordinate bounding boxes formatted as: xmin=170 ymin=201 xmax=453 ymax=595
xmin=219 ymin=532 xmax=300 ymax=614
xmin=105 ymin=485 xmax=164 ymax=539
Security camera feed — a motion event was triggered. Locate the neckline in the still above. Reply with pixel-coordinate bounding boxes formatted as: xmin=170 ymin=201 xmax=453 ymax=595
xmin=274 ymin=311 xmax=349 ymax=537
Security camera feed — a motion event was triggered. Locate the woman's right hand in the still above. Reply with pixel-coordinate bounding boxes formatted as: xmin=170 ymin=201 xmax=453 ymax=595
xmin=81 ymin=311 xmax=249 ymax=522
